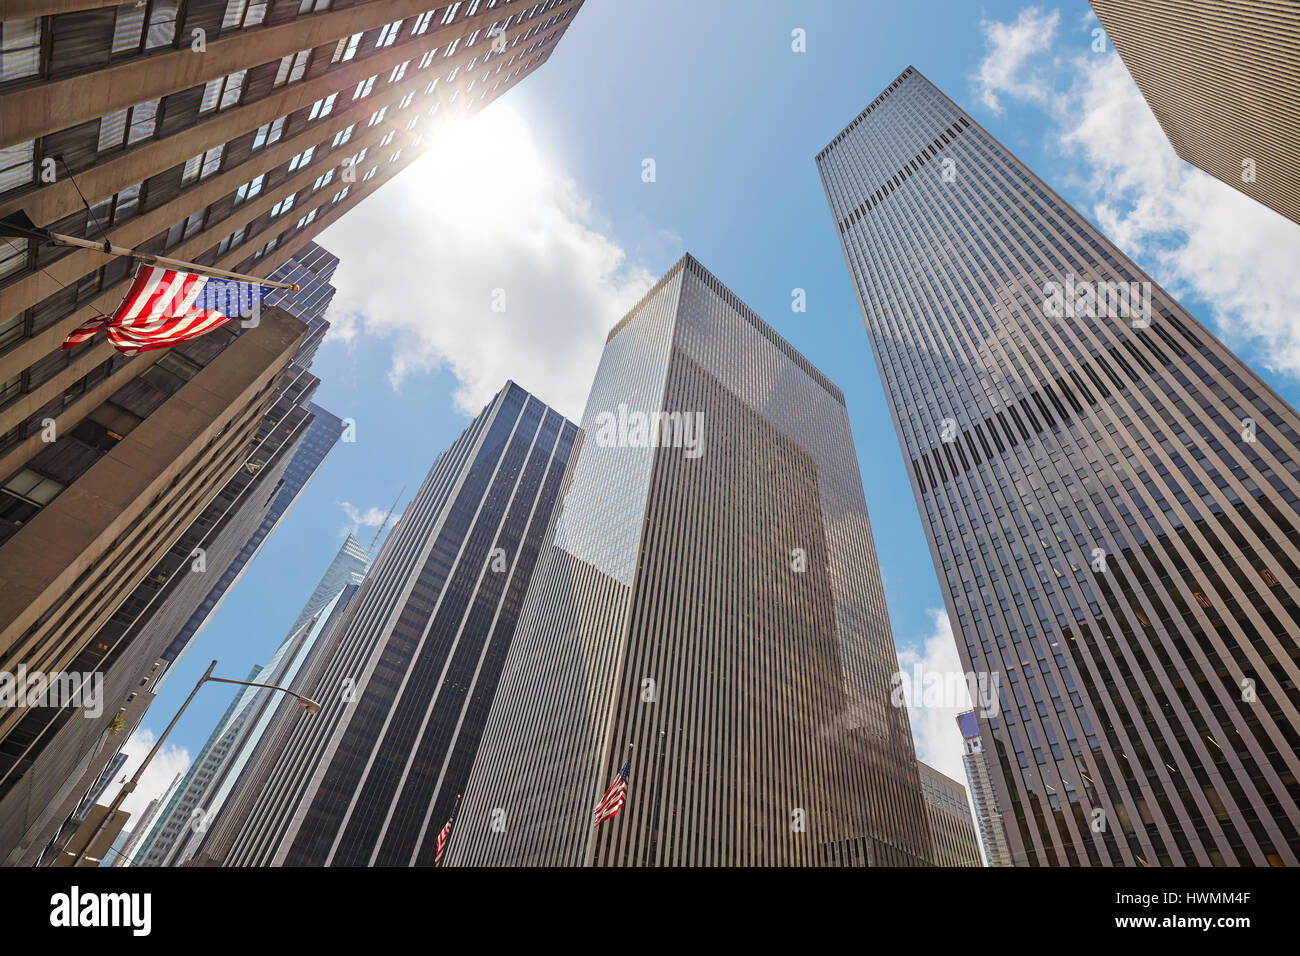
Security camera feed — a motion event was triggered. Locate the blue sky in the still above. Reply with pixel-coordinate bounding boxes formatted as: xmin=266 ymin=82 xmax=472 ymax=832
xmin=117 ymin=1 xmax=1300 ymax=816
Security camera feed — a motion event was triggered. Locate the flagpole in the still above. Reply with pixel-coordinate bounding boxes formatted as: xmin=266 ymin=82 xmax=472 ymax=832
xmin=0 ymin=211 xmax=299 ymax=291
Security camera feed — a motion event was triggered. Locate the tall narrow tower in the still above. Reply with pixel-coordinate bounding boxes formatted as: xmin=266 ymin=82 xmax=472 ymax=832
xmin=818 ymin=67 xmax=1300 ymax=866
xmin=217 ymin=381 xmax=577 ymax=866
xmin=449 ymin=254 xmax=932 ymax=867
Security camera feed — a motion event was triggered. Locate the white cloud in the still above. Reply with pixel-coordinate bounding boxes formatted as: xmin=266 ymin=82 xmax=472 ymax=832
xmin=318 ymin=103 xmax=657 ymax=421
xmin=972 ymin=7 xmax=1300 ymax=377
xmin=896 ymin=608 xmax=970 ymax=784
xmin=337 ymin=499 xmax=400 ymax=538
xmin=973 ymin=6 xmax=1061 ymax=115
xmin=99 ymin=728 xmax=190 ymax=839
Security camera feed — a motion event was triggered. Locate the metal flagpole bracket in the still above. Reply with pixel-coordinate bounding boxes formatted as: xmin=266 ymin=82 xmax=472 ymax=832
xmin=0 ymin=210 xmax=300 ymax=292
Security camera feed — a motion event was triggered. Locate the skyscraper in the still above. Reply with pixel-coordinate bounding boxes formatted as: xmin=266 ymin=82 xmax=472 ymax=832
xmin=0 ymin=0 xmax=584 ymax=864
xmin=188 ymin=581 xmax=361 ymax=867
xmin=818 ymin=67 xmax=1300 ymax=866
xmin=284 ymin=531 xmax=370 ymax=640
xmin=448 ymin=254 xmax=932 ymax=868
xmin=918 ymin=761 xmax=982 ymax=867
xmin=1088 ymin=0 xmax=1300 ymax=226
xmin=215 ymin=381 xmax=577 ymax=866
xmin=0 ymin=244 xmax=339 ymax=865
xmin=153 ymin=241 xmax=347 ymax=684
xmin=958 ymin=709 xmax=1012 ymax=867
xmin=133 ymin=530 xmax=370 ymax=867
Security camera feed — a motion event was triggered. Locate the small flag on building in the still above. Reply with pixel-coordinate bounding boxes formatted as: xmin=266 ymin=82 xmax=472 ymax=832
xmin=592 ymin=762 xmax=630 ymax=828
xmin=434 ymin=815 xmax=455 ymax=865
xmin=62 ymin=264 xmax=270 ymax=356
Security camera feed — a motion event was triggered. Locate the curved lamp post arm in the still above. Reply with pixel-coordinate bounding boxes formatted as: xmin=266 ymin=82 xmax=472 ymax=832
xmin=64 ymin=660 xmax=320 ymax=866
xmin=204 ymin=676 xmax=321 ymax=713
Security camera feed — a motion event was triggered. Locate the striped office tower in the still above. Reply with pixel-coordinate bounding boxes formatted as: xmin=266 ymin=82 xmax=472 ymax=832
xmin=215 ymin=381 xmax=577 ymax=865
xmin=817 ymin=67 xmax=1300 ymax=866
xmin=448 ymin=254 xmax=932 ymax=867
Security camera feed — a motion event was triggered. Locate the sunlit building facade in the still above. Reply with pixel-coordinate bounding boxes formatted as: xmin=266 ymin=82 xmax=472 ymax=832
xmin=818 ymin=67 xmax=1300 ymax=866
xmin=448 ymin=254 xmax=932 ymax=867
xmin=1089 ymin=0 xmax=1300 ymax=227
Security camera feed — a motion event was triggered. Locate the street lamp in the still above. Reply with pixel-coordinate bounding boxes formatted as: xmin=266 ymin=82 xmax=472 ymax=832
xmin=61 ymin=660 xmax=321 ymax=867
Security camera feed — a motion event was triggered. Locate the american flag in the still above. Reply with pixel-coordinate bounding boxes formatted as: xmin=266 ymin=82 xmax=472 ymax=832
xmin=62 ymin=264 xmax=268 ymax=356
xmin=434 ymin=816 xmax=454 ymax=865
xmin=592 ymin=762 xmax=630 ymax=828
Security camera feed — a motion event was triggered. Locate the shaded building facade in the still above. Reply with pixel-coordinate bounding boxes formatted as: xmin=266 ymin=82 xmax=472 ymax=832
xmin=217 ymin=381 xmax=577 ymax=865
xmin=4 ymin=241 xmax=335 ymax=864
xmin=918 ymin=761 xmax=982 ymax=867
xmin=448 ymin=254 xmax=932 ymax=867
xmin=818 ymin=67 xmax=1300 ymax=865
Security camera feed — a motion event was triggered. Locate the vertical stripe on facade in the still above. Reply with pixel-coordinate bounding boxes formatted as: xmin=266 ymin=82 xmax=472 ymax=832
xmin=449 ymin=255 xmax=932 ymax=867
xmin=818 ymin=67 xmax=1300 ymax=866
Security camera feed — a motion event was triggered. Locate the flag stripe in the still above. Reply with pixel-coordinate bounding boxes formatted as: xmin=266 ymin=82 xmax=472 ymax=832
xmin=592 ymin=763 xmax=629 ymax=828
xmin=435 ymin=817 xmax=454 ymax=865
xmin=60 ymin=264 xmax=265 ymax=355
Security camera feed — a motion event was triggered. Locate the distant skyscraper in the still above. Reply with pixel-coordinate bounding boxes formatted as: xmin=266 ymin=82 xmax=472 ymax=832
xmin=133 ymin=531 xmax=371 ymax=866
xmin=218 ymin=382 xmax=577 ymax=866
xmin=1089 ymin=0 xmax=1300 ymax=226
xmin=136 ymin=585 xmax=359 ymax=866
xmin=157 ymin=241 xmax=348 ymax=682
xmin=958 ymin=710 xmax=1012 ymax=867
xmin=189 ymin=582 xmax=362 ymax=868
xmin=918 ymin=761 xmax=982 ymax=867
xmin=449 ymin=254 xmax=932 ymax=868
xmin=284 ymin=532 xmax=371 ymax=641
xmin=818 ymin=67 xmax=1300 ymax=866
xmin=112 ymin=771 xmax=183 ymax=868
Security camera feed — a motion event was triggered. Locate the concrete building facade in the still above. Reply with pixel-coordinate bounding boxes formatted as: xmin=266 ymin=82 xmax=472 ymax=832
xmin=918 ymin=760 xmax=982 ymax=867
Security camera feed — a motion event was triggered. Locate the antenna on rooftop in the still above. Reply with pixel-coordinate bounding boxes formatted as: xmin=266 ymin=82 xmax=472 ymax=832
xmin=367 ymin=486 xmax=404 ymax=555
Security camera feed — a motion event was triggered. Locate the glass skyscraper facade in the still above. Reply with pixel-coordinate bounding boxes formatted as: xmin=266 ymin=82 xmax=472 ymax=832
xmin=448 ymin=254 xmax=932 ymax=867
xmin=218 ymin=381 xmax=577 ymax=866
xmin=818 ymin=67 xmax=1300 ymax=866
xmin=958 ymin=710 xmax=1012 ymax=867
xmin=135 ymin=584 xmax=356 ymax=867
xmin=284 ymin=531 xmax=371 ymax=641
